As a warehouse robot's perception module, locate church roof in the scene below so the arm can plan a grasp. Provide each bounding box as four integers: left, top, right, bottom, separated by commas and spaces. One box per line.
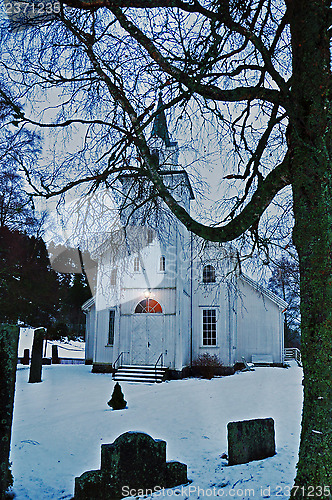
240, 274, 288, 309
82, 296, 95, 311
151, 94, 171, 147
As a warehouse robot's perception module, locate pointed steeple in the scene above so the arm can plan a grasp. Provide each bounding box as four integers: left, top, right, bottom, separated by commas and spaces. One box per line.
151, 93, 171, 147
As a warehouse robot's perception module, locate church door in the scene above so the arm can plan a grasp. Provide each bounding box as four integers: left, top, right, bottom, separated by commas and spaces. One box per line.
146, 315, 164, 364
131, 314, 164, 365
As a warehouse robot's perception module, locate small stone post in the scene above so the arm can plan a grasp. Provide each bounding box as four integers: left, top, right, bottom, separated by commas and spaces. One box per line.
52, 345, 60, 364
28, 328, 45, 384
0, 324, 19, 500
22, 349, 29, 365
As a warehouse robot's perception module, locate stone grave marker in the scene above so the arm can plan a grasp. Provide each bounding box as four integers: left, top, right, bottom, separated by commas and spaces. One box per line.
52, 345, 60, 364
74, 431, 188, 499
227, 417, 276, 465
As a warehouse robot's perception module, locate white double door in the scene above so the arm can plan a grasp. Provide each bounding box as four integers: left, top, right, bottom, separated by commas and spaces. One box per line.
131, 314, 164, 365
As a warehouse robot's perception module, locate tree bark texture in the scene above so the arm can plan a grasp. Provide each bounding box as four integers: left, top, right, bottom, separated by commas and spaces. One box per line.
0, 325, 19, 500
289, 0, 332, 494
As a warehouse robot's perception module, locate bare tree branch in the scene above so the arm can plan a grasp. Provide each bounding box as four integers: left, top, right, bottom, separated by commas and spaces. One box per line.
108, 6, 285, 106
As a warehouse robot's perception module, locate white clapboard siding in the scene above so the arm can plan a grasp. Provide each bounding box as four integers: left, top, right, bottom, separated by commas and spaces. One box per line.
236, 278, 283, 364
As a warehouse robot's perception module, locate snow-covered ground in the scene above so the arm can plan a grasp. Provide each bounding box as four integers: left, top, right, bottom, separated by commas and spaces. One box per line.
10, 362, 303, 499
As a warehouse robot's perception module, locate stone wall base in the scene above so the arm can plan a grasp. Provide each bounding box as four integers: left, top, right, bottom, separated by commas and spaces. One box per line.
92, 364, 115, 374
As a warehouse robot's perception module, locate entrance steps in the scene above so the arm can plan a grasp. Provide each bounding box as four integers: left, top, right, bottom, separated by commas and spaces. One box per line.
113, 365, 167, 384
284, 348, 302, 366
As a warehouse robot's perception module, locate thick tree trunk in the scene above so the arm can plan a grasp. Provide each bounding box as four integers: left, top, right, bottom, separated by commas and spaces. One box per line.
289, 0, 332, 500
0, 325, 19, 500
289, 1, 332, 495
292, 183, 332, 496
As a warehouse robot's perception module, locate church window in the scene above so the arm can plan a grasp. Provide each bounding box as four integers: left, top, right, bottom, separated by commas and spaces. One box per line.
108, 310, 115, 345
159, 256, 166, 272
203, 264, 216, 283
151, 149, 159, 166
134, 256, 140, 272
137, 183, 144, 199
135, 299, 163, 313
147, 229, 154, 244
111, 268, 117, 286
202, 309, 217, 346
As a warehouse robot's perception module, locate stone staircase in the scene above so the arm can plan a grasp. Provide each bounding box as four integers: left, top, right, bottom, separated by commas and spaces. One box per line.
113, 365, 167, 383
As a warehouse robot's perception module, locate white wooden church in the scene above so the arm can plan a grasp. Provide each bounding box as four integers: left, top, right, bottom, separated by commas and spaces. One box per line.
83, 97, 286, 380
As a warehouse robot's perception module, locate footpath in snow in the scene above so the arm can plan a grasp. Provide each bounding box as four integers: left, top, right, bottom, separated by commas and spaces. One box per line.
10, 361, 303, 499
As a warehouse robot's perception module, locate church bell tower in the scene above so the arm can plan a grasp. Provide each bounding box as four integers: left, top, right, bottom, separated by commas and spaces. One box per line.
120, 93, 194, 223
148, 93, 194, 212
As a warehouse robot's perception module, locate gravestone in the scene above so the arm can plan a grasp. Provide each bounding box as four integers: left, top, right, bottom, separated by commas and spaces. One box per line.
227, 417, 275, 465
74, 432, 188, 499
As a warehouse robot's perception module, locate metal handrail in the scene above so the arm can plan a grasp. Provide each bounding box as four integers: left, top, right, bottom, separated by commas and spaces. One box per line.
113, 351, 128, 370
284, 347, 302, 366
154, 352, 164, 381
155, 352, 163, 367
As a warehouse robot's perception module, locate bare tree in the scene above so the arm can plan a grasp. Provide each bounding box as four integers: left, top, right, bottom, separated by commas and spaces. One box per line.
1, 0, 331, 493
0, 98, 41, 233
268, 252, 301, 347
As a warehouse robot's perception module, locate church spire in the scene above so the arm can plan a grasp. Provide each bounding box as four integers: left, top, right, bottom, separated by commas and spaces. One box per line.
151, 93, 171, 147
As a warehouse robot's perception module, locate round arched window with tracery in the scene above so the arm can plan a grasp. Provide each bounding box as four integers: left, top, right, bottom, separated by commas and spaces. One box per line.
134, 299, 163, 313
203, 264, 216, 283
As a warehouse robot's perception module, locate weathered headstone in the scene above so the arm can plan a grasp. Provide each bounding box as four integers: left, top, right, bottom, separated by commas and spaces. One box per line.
0, 324, 19, 500
227, 417, 276, 465
52, 345, 60, 364
74, 432, 188, 499
21, 349, 30, 365
28, 328, 45, 383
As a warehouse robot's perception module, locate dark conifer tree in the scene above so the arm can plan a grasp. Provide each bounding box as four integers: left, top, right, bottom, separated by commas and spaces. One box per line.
107, 383, 127, 410
0, 227, 60, 326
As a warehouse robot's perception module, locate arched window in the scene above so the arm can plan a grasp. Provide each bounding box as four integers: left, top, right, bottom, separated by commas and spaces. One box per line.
159, 256, 166, 272
133, 256, 140, 272
110, 268, 117, 286
135, 299, 163, 313
147, 228, 154, 244
137, 183, 144, 199
151, 149, 159, 166
203, 264, 216, 283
